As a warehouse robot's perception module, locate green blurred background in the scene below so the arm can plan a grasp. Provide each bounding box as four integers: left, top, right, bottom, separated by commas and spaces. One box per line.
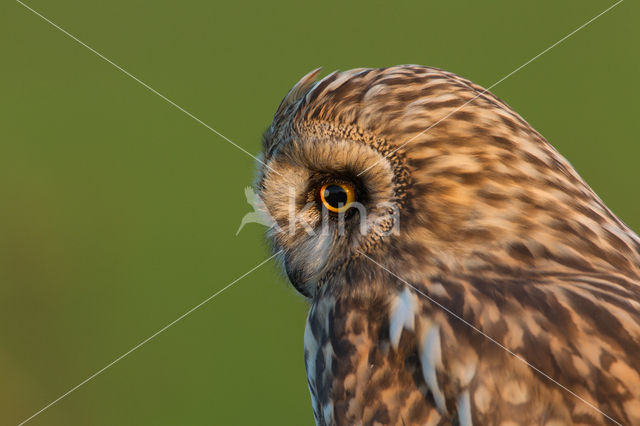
1, 0, 638, 424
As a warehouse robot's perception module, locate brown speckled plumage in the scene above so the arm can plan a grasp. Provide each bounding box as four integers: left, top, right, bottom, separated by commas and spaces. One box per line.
257, 65, 640, 425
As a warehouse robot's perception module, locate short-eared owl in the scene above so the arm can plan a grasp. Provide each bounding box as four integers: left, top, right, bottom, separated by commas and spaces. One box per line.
256, 66, 640, 425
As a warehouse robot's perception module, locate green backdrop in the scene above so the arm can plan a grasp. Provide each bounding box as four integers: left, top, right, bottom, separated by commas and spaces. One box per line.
1, 1, 638, 424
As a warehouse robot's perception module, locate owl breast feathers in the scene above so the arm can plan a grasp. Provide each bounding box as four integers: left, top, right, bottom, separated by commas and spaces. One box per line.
256, 65, 640, 425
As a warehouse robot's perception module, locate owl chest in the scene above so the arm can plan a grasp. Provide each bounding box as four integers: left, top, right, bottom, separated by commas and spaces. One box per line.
303, 295, 443, 426
300, 291, 593, 426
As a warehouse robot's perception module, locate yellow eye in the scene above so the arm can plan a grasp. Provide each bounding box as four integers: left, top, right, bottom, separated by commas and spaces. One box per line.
320, 183, 355, 213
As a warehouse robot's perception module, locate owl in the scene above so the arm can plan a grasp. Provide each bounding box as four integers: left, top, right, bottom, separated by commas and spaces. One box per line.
255, 66, 640, 425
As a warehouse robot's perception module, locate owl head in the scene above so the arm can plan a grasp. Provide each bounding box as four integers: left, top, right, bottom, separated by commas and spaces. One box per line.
255, 65, 640, 300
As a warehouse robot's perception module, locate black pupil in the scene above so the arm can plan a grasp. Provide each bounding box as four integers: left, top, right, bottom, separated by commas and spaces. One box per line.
323, 185, 348, 208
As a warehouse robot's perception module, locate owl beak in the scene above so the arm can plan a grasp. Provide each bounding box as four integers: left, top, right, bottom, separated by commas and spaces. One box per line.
285, 262, 315, 298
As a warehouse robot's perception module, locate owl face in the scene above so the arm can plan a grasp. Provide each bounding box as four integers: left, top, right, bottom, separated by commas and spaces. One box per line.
256, 66, 640, 300
257, 120, 406, 298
